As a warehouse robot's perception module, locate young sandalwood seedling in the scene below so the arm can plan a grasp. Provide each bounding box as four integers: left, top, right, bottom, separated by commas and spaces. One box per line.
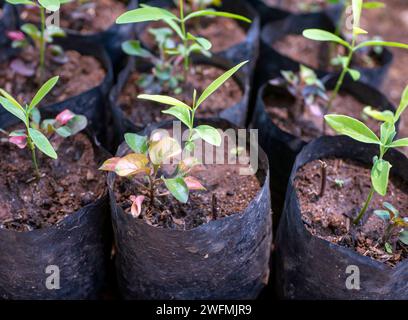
122, 28, 183, 94
303, 0, 408, 132
0, 76, 87, 178
6, 0, 66, 80
374, 202, 408, 253
116, 0, 250, 73
100, 61, 247, 216
324, 84, 408, 225
270, 65, 328, 122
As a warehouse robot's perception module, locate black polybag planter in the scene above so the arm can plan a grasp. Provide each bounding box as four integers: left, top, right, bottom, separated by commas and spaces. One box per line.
250, 75, 397, 226
0, 36, 114, 146
137, 0, 260, 80
109, 54, 251, 147
0, 112, 112, 300
275, 135, 408, 300
250, 0, 343, 27
14, 0, 138, 70
108, 119, 273, 299
259, 12, 393, 88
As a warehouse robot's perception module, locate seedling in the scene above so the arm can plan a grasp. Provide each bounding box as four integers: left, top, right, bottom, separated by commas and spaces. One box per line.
122, 28, 183, 94
374, 202, 408, 253
303, 0, 408, 132
100, 61, 247, 216
270, 65, 328, 121
116, 0, 250, 74
0, 76, 87, 178
325, 85, 408, 225
6, 0, 66, 80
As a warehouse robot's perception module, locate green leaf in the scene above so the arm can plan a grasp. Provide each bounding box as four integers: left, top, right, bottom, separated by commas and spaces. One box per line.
29, 76, 59, 110
121, 40, 152, 58
400, 230, 408, 245
389, 138, 408, 148
193, 125, 221, 146
371, 158, 391, 196
6, 0, 35, 4
380, 122, 396, 146
362, 1, 385, 9
162, 106, 191, 128
0, 96, 27, 125
352, 0, 363, 28
354, 41, 408, 51
374, 210, 390, 221
138, 94, 191, 109
196, 60, 247, 108
363, 106, 394, 123
302, 29, 351, 49
0, 88, 25, 115
163, 177, 189, 203
124, 133, 148, 154
38, 0, 60, 11
324, 114, 380, 144
348, 68, 361, 81
116, 7, 178, 24
385, 242, 393, 254
184, 10, 251, 23
395, 85, 408, 121
28, 128, 57, 159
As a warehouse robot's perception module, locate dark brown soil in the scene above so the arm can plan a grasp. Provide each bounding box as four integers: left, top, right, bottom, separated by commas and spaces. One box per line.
0, 46, 106, 106
119, 64, 243, 128
272, 35, 381, 70
295, 158, 408, 266
20, 0, 126, 34
0, 133, 106, 232
114, 133, 261, 230
265, 90, 379, 142
140, 15, 247, 53
264, 0, 328, 12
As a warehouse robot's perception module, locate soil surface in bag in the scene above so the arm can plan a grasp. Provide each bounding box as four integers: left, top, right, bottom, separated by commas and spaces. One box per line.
0, 133, 106, 232
263, 0, 330, 13
118, 64, 243, 129
114, 131, 260, 230
20, 0, 127, 34
139, 13, 247, 54
272, 34, 382, 71
264, 89, 380, 142
0, 46, 106, 106
295, 157, 408, 267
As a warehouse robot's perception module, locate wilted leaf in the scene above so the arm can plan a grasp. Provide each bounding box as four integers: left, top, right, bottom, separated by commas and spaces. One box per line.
184, 176, 206, 191
99, 157, 121, 172
56, 109, 75, 125
130, 195, 145, 218
115, 154, 150, 177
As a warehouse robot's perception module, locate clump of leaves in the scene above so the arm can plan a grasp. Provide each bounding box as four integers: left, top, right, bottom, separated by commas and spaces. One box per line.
270, 65, 328, 121
116, 0, 250, 73
100, 61, 247, 217
6, 0, 66, 80
374, 202, 408, 253
325, 85, 408, 225
122, 28, 183, 94
0, 76, 87, 178
303, 0, 408, 132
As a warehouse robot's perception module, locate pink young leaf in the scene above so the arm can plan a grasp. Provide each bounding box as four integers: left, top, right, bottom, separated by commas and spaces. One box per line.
130, 195, 145, 218
99, 157, 121, 172
184, 176, 206, 190
56, 109, 75, 125
10, 59, 35, 77
9, 135, 27, 149
6, 31, 25, 41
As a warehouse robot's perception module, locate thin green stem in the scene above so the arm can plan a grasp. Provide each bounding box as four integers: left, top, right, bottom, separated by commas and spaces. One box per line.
353, 187, 375, 225
39, 6, 46, 82
323, 38, 356, 133
179, 0, 189, 73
